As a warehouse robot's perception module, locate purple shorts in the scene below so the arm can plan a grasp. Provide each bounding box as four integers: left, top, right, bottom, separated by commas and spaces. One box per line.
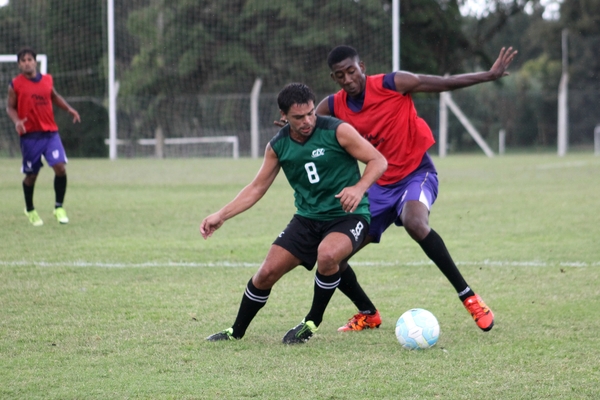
20, 132, 68, 174
367, 171, 438, 243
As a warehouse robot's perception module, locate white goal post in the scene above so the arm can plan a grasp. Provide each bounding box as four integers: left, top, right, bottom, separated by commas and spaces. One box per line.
0, 54, 47, 74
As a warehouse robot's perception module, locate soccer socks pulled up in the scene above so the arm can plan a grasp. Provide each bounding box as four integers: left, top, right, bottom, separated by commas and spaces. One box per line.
23, 181, 35, 212
417, 229, 474, 300
230, 279, 271, 339
337, 264, 377, 314
54, 174, 67, 207
304, 270, 341, 327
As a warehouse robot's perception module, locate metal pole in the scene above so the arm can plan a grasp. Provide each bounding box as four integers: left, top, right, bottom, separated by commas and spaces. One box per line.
392, 0, 400, 71
107, 0, 117, 160
557, 29, 568, 157
37, 54, 47, 74
594, 124, 600, 156
439, 92, 448, 158
250, 78, 262, 159
499, 129, 505, 155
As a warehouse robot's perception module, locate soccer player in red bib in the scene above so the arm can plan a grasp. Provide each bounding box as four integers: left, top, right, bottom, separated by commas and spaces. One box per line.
6, 48, 80, 226
315, 45, 517, 332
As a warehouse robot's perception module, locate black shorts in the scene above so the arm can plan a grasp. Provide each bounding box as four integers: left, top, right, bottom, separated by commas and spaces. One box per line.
273, 214, 369, 271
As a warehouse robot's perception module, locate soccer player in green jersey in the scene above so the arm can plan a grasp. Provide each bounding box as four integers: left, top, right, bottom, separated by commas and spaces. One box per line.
201, 83, 387, 344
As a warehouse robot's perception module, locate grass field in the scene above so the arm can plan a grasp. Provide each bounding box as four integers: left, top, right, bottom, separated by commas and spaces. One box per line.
1, 154, 599, 399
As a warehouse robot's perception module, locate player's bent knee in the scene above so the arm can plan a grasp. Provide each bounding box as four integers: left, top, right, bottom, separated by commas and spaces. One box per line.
24, 174, 38, 186
316, 251, 348, 276
53, 163, 66, 176
403, 220, 430, 241
253, 267, 285, 289
317, 246, 348, 267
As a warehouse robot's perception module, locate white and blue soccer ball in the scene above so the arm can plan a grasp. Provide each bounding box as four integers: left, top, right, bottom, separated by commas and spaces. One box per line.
395, 308, 440, 350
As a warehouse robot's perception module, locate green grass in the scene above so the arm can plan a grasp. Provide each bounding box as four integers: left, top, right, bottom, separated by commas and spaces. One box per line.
1, 154, 599, 399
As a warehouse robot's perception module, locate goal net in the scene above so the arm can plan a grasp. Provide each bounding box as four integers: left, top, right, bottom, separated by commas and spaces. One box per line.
0, 0, 392, 159
2, 1, 599, 157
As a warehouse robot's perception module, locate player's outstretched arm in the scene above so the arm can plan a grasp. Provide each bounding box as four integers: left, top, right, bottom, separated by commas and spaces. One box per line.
334, 123, 387, 213
396, 47, 518, 94
51, 87, 81, 123
200, 144, 281, 239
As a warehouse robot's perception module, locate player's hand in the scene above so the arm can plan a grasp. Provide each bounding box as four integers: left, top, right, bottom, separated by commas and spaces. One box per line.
335, 186, 365, 213
14, 118, 27, 134
489, 47, 518, 79
200, 212, 225, 239
273, 117, 288, 128
69, 108, 81, 123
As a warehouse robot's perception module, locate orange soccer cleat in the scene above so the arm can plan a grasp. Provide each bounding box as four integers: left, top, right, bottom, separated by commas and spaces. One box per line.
337, 310, 382, 332
463, 294, 494, 331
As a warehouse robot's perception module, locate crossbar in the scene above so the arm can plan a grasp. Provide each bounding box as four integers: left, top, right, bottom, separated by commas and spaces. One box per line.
104, 136, 239, 159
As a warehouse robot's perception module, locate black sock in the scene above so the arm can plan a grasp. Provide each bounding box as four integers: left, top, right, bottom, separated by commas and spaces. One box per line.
417, 229, 474, 301
23, 182, 35, 212
230, 279, 271, 339
54, 175, 67, 207
337, 265, 377, 314
305, 270, 341, 327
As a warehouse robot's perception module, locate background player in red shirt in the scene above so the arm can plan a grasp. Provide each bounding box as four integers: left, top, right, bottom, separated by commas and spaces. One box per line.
6, 48, 80, 226
315, 45, 517, 333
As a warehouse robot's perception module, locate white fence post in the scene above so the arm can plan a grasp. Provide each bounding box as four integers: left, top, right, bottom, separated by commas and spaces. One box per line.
392, 0, 400, 72
154, 126, 164, 158
107, 0, 117, 160
499, 129, 506, 155
250, 78, 262, 159
438, 92, 448, 158
594, 124, 600, 156
557, 29, 569, 157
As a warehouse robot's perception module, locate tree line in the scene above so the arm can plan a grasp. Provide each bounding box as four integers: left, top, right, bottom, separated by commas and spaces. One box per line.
0, 0, 598, 156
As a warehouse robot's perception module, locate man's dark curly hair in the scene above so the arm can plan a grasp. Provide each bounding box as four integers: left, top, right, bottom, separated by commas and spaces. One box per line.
277, 83, 316, 114
17, 47, 37, 62
327, 45, 359, 69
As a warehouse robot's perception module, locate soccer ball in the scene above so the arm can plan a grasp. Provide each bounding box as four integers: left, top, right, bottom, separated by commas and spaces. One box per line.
395, 308, 440, 350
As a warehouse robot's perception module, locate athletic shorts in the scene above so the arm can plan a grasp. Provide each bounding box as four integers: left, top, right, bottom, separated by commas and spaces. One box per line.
20, 132, 68, 174
273, 214, 370, 271
367, 171, 439, 243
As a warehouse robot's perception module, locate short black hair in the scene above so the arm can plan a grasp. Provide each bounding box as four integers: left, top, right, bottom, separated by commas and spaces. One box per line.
17, 47, 37, 62
327, 45, 359, 69
277, 83, 316, 114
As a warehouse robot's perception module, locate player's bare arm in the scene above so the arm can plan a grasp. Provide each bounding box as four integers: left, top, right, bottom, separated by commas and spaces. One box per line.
6, 86, 27, 134
200, 144, 281, 239
335, 123, 387, 213
51, 87, 81, 123
396, 46, 518, 94
315, 97, 333, 117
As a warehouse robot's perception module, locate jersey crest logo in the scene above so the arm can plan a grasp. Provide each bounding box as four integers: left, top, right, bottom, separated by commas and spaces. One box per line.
311, 148, 325, 158
31, 94, 49, 106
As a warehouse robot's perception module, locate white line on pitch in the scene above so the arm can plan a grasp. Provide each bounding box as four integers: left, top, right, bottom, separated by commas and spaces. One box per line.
0, 260, 598, 268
